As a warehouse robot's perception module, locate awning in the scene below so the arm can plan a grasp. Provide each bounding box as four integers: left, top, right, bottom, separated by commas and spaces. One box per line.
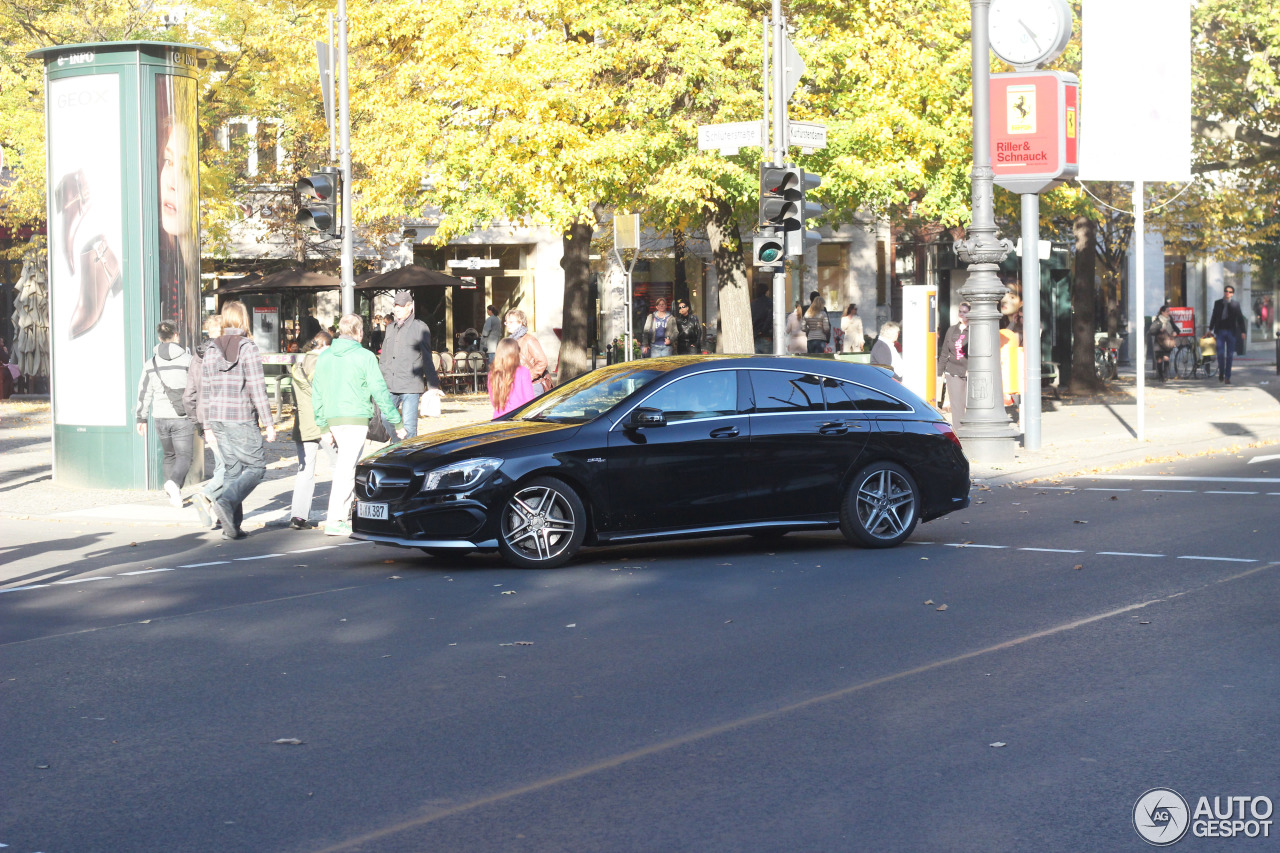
214, 269, 339, 294
356, 264, 471, 290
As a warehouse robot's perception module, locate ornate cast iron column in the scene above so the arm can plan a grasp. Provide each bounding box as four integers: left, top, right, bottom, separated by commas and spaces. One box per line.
954, 0, 1017, 461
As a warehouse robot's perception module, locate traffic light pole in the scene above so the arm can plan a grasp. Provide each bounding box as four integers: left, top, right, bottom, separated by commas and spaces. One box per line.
770, 0, 787, 356
337, 0, 354, 315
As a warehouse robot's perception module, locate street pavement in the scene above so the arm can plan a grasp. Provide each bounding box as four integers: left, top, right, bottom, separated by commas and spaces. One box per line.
1, 359, 1279, 851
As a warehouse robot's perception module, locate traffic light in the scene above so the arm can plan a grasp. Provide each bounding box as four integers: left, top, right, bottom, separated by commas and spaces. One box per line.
787, 170, 823, 256
753, 234, 785, 267
759, 165, 799, 229
759, 165, 824, 256
296, 167, 341, 236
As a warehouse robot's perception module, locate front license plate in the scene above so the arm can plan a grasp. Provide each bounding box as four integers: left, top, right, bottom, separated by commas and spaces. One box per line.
357, 502, 388, 520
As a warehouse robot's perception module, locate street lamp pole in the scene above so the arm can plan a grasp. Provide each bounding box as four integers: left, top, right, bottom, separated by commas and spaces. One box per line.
954, 0, 1017, 461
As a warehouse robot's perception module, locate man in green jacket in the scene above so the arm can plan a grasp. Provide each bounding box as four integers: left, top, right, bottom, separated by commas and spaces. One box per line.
312, 314, 403, 536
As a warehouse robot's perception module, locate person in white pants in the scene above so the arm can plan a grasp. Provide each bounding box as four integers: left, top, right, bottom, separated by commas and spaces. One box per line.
311, 314, 404, 537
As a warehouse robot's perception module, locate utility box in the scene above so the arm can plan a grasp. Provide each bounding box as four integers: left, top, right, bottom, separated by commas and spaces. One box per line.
901, 285, 937, 404
29, 41, 214, 488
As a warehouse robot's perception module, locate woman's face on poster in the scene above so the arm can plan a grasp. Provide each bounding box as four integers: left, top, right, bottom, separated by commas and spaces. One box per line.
160, 122, 193, 237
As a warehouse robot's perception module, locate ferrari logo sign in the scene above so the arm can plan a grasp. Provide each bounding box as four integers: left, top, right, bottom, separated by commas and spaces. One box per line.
1006, 85, 1036, 134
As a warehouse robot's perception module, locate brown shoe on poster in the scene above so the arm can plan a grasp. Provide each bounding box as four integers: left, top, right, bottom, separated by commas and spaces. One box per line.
55, 169, 90, 275
70, 237, 122, 339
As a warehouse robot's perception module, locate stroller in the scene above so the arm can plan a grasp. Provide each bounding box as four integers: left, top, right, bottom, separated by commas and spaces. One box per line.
1195, 330, 1216, 379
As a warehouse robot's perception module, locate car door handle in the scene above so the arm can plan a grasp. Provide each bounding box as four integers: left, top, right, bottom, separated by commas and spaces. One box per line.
818, 422, 849, 436
709, 426, 739, 438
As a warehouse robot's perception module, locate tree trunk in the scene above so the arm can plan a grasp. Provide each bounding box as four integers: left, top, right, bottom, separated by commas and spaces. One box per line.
1068, 215, 1104, 394
558, 219, 594, 383
672, 227, 688, 305
705, 199, 752, 354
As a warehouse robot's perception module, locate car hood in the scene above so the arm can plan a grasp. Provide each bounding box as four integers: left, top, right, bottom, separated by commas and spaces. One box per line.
363, 419, 580, 467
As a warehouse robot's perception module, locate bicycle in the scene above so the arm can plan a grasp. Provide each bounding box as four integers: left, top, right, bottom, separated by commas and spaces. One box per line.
1170, 340, 1196, 379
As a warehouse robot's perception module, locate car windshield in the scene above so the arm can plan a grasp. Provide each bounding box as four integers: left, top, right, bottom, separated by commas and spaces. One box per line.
515, 363, 668, 423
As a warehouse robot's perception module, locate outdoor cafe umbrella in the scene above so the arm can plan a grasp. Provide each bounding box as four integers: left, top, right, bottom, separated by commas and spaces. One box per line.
356, 264, 470, 290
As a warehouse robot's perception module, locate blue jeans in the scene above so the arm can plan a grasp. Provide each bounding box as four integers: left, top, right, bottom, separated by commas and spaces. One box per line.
392, 392, 420, 438
1215, 330, 1237, 379
210, 421, 266, 528
650, 345, 673, 358
201, 433, 226, 499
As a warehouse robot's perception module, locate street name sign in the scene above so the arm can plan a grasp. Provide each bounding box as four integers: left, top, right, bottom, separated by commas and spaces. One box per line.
698, 121, 762, 155
788, 121, 827, 152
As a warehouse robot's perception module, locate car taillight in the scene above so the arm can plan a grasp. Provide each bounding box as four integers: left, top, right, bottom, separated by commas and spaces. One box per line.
934, 422, 962, 448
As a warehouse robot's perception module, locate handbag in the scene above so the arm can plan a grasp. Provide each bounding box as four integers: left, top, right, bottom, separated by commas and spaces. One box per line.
366, 396, 393, 443
1157, 333, 1177, 350
536, 372, 555, 393
151, 357, 188, 418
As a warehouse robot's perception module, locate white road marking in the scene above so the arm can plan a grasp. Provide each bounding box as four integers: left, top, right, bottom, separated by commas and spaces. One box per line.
53, 576, 112, 584
179, 561, 229, 568
289, 546, 339, 554
234, 554, 284, 562
1020, 547, 1084, 553
0, 585, 49, 594
1089, 474, 1280, 484
1085, 488, 1130, 492
1248, 454, 1280, 465
1177, 555, 1257, 563
118, 568, 175, 576
1035, 486, 1077, 490
1204, 490, 1257, 495
1096, 551, 1164, 558
944, 543, 1007, 549
1141, 489, 1196, 494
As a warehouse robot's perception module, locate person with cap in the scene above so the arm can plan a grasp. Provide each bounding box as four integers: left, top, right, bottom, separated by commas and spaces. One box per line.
379, 290, 442, 439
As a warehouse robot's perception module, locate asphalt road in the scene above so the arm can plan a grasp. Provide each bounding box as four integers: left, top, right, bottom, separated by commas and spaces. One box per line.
2, 447, 1279, 852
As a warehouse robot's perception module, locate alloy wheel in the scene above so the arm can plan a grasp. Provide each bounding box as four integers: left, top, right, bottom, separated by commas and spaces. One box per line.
500, 482, 581, 566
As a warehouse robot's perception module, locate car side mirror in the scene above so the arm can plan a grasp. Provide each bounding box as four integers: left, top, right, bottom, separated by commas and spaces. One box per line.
626, 407, 666, 429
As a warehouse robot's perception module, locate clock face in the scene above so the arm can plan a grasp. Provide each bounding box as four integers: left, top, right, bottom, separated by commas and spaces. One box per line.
989, 0, 1073, 68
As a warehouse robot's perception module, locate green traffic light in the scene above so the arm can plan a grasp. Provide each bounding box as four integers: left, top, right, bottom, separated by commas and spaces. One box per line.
759, 245, 782, 263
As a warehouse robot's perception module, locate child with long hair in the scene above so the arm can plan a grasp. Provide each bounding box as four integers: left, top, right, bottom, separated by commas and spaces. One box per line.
489, 337, 537, 418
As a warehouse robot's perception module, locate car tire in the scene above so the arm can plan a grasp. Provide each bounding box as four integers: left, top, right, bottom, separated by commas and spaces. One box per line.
497, 476, 587, 569
839, 461, 920, 548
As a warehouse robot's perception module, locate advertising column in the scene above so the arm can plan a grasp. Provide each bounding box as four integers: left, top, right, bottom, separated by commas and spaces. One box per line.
31, 41, 214, 489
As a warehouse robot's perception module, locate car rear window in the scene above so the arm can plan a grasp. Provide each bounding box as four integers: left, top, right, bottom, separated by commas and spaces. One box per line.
822, 377, 912, 412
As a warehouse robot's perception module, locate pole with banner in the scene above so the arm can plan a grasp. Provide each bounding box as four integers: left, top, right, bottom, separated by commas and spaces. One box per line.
1079, 0, 1193, 443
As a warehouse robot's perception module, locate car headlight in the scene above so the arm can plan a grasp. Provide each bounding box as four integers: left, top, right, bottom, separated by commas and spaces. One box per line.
420, 458, 502, 492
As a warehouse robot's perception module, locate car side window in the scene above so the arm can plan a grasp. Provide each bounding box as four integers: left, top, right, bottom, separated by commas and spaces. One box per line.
747, 371, 826, 413
642, 370, 739, 423
824, 377, 911, 412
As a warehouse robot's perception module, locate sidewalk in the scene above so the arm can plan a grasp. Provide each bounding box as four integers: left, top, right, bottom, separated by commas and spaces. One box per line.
2, 359, 1278, 527
0, 393, 496, 529
968, 357, 1280, 484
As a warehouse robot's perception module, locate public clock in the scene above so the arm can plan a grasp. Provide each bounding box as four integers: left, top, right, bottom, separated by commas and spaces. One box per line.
988, 0, 1073, 70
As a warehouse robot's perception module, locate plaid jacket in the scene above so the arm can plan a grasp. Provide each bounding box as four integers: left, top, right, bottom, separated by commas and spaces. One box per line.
199, 329, 272, 428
